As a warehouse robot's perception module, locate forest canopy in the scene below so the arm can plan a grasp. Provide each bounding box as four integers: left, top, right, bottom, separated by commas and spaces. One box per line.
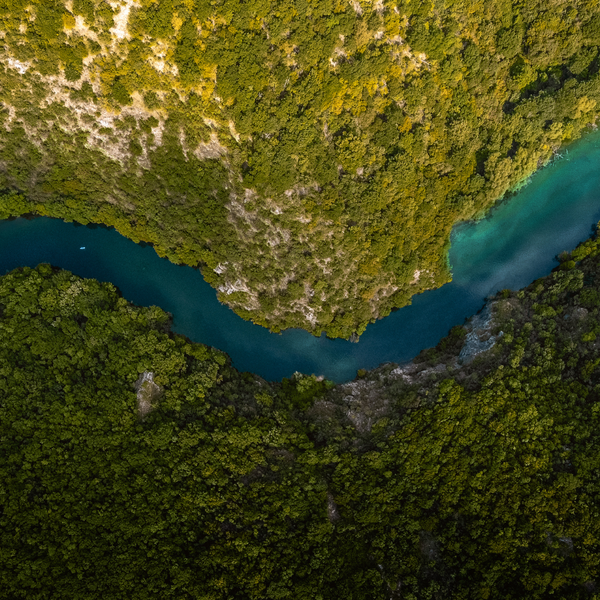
3, 227, 600, 598
1, 0, 600, 337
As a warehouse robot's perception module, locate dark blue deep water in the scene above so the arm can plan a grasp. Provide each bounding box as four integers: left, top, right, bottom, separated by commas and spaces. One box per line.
2, 131, 600, 382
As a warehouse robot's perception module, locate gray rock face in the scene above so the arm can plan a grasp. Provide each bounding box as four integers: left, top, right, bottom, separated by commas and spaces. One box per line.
336, 299, 505, 435
340, 379, 391, 434
390, 361, 449, 385
135, 371, 161, 418
458, 304, 503, 365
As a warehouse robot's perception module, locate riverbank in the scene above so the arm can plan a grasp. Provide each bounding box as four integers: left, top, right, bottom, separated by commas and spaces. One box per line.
2, 123, 600, 381
3, 228, 600, 599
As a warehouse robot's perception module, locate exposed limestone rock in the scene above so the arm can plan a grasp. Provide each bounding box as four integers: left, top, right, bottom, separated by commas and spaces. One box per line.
327, 492, 341, 523
194, 132, 228, 160
109, 0, 138, 43
458, 303, 503, 365
135, 371, 161, 418
339, 378, 391, 434
338, 298, 505, 434
218, 279, 250, 295
390, 361, 450, 385
6, 57, 29, 74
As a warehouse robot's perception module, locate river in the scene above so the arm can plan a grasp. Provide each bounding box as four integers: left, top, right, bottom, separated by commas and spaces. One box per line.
2, 131, 600, 382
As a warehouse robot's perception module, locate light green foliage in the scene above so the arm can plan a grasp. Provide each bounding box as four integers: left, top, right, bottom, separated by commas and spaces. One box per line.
1, 0, 600, 337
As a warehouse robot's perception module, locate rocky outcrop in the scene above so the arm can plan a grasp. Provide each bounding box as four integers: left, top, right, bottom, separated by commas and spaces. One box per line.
339, 378, 391, 434
334, 299, 505, 435
458, 303, 503, 365
135, 371, 161, 418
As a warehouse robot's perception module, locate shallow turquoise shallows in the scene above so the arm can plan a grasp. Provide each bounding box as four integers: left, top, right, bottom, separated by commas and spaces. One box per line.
2, 131, 600, 382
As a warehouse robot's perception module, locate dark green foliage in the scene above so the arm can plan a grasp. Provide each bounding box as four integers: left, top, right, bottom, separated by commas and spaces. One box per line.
0, 265, 380, 599
72, 0, 95, 22
3, 227, 600, 598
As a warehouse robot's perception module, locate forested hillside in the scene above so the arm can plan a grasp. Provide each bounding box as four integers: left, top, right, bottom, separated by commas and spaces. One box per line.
1, 0, 600, 338
2, 226, 600, 599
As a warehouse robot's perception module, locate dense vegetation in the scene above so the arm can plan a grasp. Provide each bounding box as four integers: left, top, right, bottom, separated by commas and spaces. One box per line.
2, 0, 600, 336
3, 224, 600, 598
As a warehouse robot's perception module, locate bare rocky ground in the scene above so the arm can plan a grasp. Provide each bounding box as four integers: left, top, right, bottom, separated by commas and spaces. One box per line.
321, 298, 506, 436
135, 371, 161, 418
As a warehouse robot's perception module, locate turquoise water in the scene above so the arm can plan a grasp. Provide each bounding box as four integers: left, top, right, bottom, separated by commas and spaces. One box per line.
2, 132, 600, 382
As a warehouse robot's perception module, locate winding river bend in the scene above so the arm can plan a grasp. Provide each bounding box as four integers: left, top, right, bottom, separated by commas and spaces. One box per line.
3, 131, 600, 382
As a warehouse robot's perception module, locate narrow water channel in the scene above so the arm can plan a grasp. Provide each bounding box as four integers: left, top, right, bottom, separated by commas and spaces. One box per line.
2, 131, 600, 382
